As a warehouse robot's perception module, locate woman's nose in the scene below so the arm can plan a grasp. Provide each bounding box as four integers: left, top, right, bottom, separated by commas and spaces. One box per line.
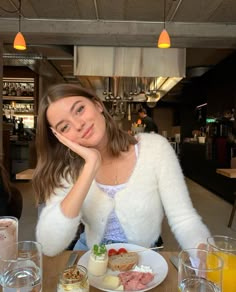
73, 119, 85, 131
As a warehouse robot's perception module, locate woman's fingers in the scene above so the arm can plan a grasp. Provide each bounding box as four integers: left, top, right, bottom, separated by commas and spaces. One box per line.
51, 128, 74, 148
50, 128, 79, 151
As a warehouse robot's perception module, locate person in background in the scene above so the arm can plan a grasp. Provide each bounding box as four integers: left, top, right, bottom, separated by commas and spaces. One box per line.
33, 83, 210, 257
138, 108, 158, 133
0, 162, 23, 219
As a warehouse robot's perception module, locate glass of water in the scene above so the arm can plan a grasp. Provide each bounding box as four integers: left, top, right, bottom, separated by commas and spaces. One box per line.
0, 241, 42, 292
178, 248, 223, 292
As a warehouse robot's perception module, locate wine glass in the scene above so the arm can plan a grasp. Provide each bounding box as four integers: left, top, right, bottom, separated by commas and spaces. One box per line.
178, 248, 223, 292
207, 235, 236, 292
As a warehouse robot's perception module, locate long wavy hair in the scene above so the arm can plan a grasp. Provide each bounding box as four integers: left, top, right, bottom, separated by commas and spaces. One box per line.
32, 83, 137, 203
0, 162, 12, 198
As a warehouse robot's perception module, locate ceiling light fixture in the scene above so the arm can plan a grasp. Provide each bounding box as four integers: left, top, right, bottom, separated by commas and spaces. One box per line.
13, 0, 26, 50
157, 0, 171, 48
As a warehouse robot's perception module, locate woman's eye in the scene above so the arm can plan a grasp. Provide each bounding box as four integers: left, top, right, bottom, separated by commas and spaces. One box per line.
76, 105, 85, 114
60, 124, 69, 133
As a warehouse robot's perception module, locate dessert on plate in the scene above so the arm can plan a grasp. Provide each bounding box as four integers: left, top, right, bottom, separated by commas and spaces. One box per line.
87, 244, 108, 276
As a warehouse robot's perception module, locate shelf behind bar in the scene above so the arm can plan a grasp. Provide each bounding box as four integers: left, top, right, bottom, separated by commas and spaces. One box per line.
3, 96, 34, 101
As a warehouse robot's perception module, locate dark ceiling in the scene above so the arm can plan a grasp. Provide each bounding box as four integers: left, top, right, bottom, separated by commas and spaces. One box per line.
1, 0, 236, 103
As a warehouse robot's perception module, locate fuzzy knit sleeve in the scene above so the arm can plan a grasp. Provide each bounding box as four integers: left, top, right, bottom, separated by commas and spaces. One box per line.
151, 135, 211, 249
36, 181, 81, 257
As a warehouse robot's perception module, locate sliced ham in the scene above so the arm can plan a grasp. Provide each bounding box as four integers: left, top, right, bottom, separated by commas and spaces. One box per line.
140, 272, 154, 285
118, 271, 154, 291
125, 279, 146, 291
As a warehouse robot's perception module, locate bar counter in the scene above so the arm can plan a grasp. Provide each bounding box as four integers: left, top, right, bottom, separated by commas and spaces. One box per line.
216, 168, 236, 178
180, 141, 235, 204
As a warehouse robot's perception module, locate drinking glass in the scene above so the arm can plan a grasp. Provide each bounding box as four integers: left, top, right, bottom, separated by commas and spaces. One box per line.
0, 216, 18, 257
207, 235, 236, 292
0, 241, 42, 292
178, 248, 223, 292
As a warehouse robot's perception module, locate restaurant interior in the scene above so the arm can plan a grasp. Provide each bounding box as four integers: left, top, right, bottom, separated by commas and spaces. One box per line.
1, 0, 236, 290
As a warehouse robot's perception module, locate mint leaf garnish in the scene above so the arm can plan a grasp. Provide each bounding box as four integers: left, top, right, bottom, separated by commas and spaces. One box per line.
92, 244, 107, 256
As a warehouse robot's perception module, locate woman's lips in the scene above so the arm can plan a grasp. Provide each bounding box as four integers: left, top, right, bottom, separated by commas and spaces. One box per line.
82, 125, 93, 139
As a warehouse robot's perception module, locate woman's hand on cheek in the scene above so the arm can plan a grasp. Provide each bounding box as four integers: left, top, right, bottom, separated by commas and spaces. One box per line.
50, 128, 101, 171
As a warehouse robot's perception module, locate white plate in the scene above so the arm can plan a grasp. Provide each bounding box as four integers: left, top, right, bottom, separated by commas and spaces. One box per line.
78, 243, 168, 292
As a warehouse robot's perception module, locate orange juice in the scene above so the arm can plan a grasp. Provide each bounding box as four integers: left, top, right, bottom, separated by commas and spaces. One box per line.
208, 252, 236, 292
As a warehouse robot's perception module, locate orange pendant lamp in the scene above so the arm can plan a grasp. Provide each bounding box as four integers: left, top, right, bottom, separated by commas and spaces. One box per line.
157, 0, 171, 48
13, 0, 26, 50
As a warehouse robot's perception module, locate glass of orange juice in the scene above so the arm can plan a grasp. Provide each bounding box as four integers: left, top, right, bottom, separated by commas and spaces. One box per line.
207, 235, 236, 292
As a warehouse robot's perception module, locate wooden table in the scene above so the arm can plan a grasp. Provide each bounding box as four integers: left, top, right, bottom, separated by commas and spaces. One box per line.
43, 251, 178, 292
216, 168, 236, 227
15, 168, 34, 180
216, 168, 236, 178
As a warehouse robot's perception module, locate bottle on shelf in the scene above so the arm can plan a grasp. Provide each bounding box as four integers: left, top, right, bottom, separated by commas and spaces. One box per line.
21, 86, 27, 96
6, 83, 9, 96
16, 83, 22, 97
26, 84, 31, 96
2, 83, 7, 96
11, 83, 17, 96
29, 83, 34, 96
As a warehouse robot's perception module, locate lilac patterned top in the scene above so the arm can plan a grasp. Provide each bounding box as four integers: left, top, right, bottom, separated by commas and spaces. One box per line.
97, 182, 128, 244
97, 144, 139, 244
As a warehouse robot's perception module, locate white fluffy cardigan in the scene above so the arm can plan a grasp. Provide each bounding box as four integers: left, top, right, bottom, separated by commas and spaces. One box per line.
36, 133, 210, 256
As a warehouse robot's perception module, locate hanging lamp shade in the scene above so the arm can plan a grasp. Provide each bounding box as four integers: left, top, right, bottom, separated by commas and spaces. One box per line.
13, 0, 26, 50
157, 29, 171, 48
157, 0, 171, 48
14, 32, 26, 50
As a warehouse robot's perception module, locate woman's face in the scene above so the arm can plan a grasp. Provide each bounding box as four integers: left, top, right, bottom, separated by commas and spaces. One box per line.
46, 96, 107, 147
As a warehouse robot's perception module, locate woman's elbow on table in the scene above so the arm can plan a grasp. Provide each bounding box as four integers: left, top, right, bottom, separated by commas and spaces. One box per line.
36, 226, 74, 257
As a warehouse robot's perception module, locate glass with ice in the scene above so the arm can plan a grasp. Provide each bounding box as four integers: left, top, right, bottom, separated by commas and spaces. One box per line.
0, 241, 42, 292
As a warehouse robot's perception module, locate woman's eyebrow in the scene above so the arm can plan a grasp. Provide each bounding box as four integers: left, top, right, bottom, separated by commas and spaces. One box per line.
54, 100, 81, 130
55, 120, 64, 130
70, 100, 81, 113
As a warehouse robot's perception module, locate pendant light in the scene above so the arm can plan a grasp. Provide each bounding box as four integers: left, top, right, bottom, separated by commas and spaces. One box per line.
157, 0, 171, 48
14, 0, 26, 50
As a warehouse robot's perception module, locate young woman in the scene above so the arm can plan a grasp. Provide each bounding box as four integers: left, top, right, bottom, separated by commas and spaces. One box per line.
33, 83, 210, 256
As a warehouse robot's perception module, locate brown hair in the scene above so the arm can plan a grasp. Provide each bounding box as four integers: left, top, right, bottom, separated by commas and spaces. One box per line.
0, 162, 12, 198
32, 83, 137, 203
138, 108, 147, 114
